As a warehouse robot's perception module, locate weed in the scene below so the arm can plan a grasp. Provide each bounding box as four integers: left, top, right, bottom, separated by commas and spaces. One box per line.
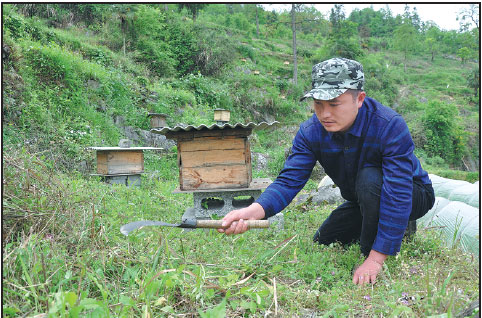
2, 4, 479, 317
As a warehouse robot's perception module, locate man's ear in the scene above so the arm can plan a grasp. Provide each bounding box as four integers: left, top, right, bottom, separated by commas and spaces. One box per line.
357, 91, 366, 109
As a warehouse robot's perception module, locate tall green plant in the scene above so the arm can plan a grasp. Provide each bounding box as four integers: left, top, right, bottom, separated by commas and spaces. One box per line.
421, 100, 467, 166
131, 5, 176, 77
327, 5, 363, 59
393, 21, 419, 70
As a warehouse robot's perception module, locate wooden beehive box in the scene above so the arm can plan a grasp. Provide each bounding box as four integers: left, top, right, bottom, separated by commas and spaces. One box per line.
94, 148, 145, 175
166, 128, 252, 190
148, 113, 168, 128
214, 109, 230, 123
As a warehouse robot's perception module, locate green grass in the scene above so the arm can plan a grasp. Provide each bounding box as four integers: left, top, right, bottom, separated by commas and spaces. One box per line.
2, 146, 479, 317
2, 5, 479, 317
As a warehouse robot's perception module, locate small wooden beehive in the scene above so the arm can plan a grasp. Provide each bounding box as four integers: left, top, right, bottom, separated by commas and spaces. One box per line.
94, 148, 145, 175
214, 109, 230, 124
166, 127, 252, 191
148, 113, 168, 128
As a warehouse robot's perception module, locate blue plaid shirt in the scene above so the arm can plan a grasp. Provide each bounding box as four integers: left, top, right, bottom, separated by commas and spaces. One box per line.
256, 97, 431, 255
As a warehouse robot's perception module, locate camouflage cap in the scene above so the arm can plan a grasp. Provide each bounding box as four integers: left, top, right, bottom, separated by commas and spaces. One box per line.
300, 58, 364, 101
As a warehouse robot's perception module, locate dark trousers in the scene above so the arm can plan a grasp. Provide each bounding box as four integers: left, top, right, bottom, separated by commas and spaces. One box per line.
313, 167, 435, 256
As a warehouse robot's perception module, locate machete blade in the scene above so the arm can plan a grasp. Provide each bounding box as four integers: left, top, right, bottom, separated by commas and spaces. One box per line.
120, 220, 182, 236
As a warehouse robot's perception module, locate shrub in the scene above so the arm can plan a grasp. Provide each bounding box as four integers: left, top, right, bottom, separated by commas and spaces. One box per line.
237, 44, 256, 62
358, 54, 399, 106
231, 12, 253, 33
425, 155, 447, 167
3, 8, 26, 39
129, 5, 177, 77
421, 100, 467, 166
24, 43, 80, 87
81, 45, 115, 67
150, 84, 197, 119
191, 26, 237, 76
134, 39, 177, 77
174, 73, 230, 108
166, 20, 197, 76
327, 37, 364, 60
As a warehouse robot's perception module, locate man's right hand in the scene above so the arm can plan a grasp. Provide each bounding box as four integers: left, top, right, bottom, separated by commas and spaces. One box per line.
217, 203, 265, 235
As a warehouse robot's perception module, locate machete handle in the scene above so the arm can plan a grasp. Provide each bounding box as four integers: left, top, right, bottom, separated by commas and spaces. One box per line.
196, 219, 270, 229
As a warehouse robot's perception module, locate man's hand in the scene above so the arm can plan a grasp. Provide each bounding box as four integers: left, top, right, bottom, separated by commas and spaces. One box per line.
217, 203, 265, 235
353, 249, 387, 285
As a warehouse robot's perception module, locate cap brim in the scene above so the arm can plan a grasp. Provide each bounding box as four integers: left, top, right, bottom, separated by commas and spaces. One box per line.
299, 91, 313, 102
300, 88, 348, 102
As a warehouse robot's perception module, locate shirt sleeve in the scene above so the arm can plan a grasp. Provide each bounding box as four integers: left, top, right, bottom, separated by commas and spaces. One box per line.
255, 125, 316, 218
371, 115, 414, 255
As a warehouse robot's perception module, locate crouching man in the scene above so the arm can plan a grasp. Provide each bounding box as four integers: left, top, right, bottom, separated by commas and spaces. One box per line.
218, 58, 435, 285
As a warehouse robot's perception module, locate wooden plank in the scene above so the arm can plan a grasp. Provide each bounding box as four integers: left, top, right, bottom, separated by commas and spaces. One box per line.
167, 128, 252, 140
150, 116, 166, 128
177, 144, 183, 187
172, 178, 272, 193
245, 139, 252, 182
180, 165, 251, 190
181, 138, 245, 152
104, 150, 144, 174
97, 152, 108, 174
181, 149, 246, 167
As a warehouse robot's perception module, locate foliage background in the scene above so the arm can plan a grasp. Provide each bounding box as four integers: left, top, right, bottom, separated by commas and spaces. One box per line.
2, 3, 479, 317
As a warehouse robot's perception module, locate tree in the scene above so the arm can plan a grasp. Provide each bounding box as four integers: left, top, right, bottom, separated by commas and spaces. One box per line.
291, 4, 298, 85
327, 4, 362, 59
329, 4, 345, 35
457, 47, 471, 64
465, 67, 480, 97
255, 4, 260, 38
349, 6, 392, 38
466, 67, 479, 97
110, 4, 137, 56
178, 4, 207, 22
393, 20, 418, 71
457, 4, 479, 32
425, 25, 441, 62
410, 7, 423, 32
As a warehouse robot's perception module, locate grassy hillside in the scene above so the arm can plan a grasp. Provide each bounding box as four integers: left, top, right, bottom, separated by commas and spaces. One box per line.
3, 4, 479, 178
2, 4, 479, 317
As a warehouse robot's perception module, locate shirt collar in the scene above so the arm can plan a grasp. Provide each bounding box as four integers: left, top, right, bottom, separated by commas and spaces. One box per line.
346, 103, 366, 137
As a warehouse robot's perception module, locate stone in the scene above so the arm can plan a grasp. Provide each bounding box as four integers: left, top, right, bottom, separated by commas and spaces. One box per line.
262, 113, 276, 123
252, 152, 269, 171
310, 176, 345, 205
87, 79, 99, 90
118, 139, 132, 148
311, 186, 344, 205
96, 102, 107, 113
114, 115, 125, 126
123, 126, 140, 143
103, 174, 141, 187
148, 132, 176, 149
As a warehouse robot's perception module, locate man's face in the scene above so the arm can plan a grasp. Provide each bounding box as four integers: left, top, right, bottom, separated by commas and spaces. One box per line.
312, 91, 366, 133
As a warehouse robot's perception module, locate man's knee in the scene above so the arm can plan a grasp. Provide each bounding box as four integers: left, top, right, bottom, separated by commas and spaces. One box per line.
356, 167, 383, 203
313, 228, 326, 244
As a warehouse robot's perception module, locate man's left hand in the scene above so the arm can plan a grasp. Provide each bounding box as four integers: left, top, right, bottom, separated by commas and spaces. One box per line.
352, 250, 387, 285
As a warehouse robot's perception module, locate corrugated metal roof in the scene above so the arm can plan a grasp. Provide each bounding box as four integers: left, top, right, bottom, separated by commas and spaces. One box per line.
88, 147, 164, 151
150, 121, 279, 135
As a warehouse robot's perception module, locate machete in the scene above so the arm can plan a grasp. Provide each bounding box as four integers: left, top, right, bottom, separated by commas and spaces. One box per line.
120, 219, 270, 236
